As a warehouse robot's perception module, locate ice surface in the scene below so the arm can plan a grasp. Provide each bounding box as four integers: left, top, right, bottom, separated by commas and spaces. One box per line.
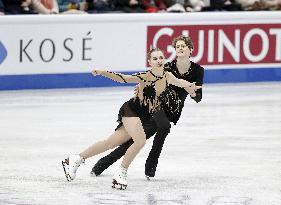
0, 83, 280, 205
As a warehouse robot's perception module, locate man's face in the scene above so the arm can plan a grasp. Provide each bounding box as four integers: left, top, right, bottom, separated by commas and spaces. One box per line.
149, 51, 165, 69
175, 40, 192, 58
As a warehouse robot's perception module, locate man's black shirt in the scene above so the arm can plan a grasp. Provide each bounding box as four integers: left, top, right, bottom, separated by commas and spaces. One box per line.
161, 60, 204, 124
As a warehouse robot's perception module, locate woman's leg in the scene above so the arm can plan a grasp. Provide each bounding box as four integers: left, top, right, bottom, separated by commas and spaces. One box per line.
62, 126, 131, 182
121, 117, 146, 168
79, 126, 131, 159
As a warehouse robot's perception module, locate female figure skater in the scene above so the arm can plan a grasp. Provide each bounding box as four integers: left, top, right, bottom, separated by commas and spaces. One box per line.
90, 35, 204, 179
62, 48, 196, 190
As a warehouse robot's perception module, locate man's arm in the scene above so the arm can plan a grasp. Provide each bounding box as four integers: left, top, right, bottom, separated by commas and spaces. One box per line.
191, 65, 204, 103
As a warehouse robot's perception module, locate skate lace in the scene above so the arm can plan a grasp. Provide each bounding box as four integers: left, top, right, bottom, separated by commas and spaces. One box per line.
120, 169, 127, 180
73, 158, 85, 171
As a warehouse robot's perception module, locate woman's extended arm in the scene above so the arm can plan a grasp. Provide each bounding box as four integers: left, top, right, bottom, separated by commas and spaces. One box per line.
92, 69, 143, 84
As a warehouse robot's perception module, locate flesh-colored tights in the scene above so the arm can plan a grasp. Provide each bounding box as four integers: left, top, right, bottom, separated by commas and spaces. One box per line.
79, 117, 146, 168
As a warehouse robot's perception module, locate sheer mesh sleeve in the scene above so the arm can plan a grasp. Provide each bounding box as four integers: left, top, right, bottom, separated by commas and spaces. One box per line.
131, 72, 148, 82
100, 71, 143, 83
166, 72, 191, 88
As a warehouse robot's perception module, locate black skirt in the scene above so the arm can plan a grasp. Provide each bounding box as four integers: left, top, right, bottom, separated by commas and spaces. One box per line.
115, 98, 151, 131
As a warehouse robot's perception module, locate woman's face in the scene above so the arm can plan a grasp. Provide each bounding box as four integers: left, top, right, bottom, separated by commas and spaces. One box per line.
149, 50, 165, 69
175, 40, 192, 58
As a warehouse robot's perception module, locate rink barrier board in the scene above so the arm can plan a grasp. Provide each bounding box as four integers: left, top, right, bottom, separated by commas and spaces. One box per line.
0, 67, 280, 90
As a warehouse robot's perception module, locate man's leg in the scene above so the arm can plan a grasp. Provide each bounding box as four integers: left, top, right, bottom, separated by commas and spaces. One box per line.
145, 110, 171, 178
91, 119, 157, 176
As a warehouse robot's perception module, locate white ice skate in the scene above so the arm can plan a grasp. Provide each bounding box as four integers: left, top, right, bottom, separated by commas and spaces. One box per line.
62, 154, 84, 182
112, 166, 128, 190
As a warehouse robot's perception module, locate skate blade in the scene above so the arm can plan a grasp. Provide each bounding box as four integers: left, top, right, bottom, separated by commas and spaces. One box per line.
112, 179, 127, 190
145, 175, 151, 181
61, 160, 72, 182
90, 171, 97, 177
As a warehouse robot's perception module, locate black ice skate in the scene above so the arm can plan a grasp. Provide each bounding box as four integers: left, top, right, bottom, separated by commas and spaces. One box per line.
90, 156, 116, 176
145, 164, 156, 180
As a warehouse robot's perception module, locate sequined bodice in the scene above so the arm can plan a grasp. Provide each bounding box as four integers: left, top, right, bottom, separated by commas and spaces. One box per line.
134, 70, 168, 114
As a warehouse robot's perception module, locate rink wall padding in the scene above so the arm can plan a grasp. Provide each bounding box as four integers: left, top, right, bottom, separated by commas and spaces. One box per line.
0, 68, 281, 90
1, 13, 281, 90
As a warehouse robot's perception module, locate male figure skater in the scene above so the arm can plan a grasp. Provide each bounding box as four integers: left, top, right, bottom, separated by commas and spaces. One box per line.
91, 35, 204, 179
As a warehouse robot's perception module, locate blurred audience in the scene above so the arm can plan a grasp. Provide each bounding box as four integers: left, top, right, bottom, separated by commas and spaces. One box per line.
236, 0, 280, 11
113, 0, 146, 13
142, 0, 168, 12
0, 0, 280, 14
0, 0, 4, 15
86, 0, 115, 13
204, 0, 242, 11
57, 0, 88, 13
2, 0, 35, 14
31, 0, 59, 14
186, 0, 206, 12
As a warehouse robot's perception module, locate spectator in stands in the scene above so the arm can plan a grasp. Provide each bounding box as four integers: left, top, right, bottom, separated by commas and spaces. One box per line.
185, 0, 206, 12
57, 0, 88, 13
2, 0, 35, 14
236, 0, 280, 11
0, 0, 5, 14
142, 0, 169, 12
86, 0, 115, 13
235, 0, 258, 10
203, 0, 242, 11
261, 0, 281, 10
113, 0, 146, 12
165, 0, 210, 13
31, 0, 59, 14
264, 0, 281, 10
164, 0, 184, 12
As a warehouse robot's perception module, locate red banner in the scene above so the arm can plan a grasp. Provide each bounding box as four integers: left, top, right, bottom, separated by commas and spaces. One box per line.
147, 24, 281, 66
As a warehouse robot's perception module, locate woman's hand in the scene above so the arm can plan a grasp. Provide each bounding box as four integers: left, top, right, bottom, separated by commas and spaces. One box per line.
91, 69, 103, 76
134, 84, 139, 96
188, 82, 196, 90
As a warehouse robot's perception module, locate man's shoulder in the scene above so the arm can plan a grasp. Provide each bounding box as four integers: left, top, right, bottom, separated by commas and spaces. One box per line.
191, 61, 204, 71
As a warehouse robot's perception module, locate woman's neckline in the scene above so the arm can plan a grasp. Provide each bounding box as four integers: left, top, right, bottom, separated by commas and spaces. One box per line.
149, 69, 164, 78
